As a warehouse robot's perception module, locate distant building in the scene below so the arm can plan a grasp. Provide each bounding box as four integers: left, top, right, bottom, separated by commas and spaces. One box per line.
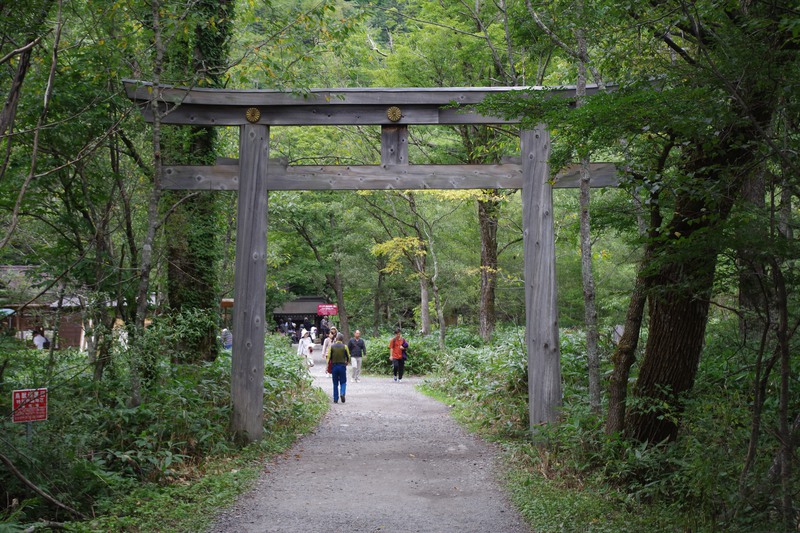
0, 265, 154, 349
222, 295, 329, 333
272, 295, 328, 331
0, 266, 84, 348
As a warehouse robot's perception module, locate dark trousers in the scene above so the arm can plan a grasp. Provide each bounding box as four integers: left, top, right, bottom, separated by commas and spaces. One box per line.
392, 358, 405, 380
332, 363, 347, 401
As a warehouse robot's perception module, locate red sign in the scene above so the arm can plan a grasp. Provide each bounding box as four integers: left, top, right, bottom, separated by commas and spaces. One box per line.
317, 304, 338, 316
12, 388, 48, 423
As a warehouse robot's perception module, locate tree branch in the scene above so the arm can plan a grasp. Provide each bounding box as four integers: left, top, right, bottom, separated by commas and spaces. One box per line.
0, 452, 87, 519
524, 0, 605, 87
0, 35, 44, 65
0, 2, 64, 250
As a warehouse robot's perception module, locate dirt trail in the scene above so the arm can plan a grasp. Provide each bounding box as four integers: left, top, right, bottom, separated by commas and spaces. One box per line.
209, 345, 531, 533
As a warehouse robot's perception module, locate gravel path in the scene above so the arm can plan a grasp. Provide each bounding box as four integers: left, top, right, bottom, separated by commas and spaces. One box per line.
209, 345, 531, 533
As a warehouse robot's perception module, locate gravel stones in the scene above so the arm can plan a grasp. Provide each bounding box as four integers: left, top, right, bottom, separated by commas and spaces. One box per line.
209, 351, 530, 533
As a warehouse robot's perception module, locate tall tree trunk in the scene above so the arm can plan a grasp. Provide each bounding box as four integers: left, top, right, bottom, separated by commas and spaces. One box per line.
774, 127, 795, 524
0, 44, 33, 139
131, 0, 166, 407
328, 214, 349, 339
575, 21, 601, 413
739, 331, 778, 496
605, 260, 648, 434
164, 0, 233, 362
47, 289, 65, 379
333, 274, 348, 339
580, 170, 601, 413
477, 194, 499, 341
433, 282, 446, 350
607, 143, 669, 434
425, 220, 447, 349
0, 0, 54, 181
625, 235, 716, 442
0, 46, 33, 183
372, 254, 385, 337
83, 255, 119, 384
626, 100, 763, 441
769, 258, 793, 527
738, 164, 767, 342
0, 0, 62, 250
417, 269, 430, 336
332, 254, 349, 340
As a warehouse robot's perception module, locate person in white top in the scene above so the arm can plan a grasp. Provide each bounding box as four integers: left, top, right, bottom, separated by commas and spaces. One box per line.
321, 327, 338, 367
32, 330, 47, 349
297, 330, 314, 367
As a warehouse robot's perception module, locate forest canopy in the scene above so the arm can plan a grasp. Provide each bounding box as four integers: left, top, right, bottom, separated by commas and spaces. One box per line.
1, 0, 798, 530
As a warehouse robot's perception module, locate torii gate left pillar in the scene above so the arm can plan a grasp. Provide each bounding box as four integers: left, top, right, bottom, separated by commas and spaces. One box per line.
230, 124, 269, 441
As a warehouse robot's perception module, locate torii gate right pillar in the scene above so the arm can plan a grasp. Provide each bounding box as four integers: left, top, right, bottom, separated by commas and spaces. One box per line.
521, 126, 562, 431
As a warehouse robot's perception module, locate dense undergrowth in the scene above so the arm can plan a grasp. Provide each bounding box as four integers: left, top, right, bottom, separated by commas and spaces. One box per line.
1, 319, 795, 532
0, 320, 325, 532
419, 323, 796, 532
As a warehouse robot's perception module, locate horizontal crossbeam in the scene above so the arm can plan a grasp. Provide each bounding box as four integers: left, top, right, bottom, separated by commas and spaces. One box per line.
123, 80, 606, 126
160, 162, 619, 191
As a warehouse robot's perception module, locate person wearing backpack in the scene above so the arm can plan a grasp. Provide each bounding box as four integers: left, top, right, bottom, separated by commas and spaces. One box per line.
328, 333, 351, 403
388, 328, 407, 382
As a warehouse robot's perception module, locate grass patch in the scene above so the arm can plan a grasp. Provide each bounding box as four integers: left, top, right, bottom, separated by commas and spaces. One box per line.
417, 378, 710, 533
70, 387, 329, 532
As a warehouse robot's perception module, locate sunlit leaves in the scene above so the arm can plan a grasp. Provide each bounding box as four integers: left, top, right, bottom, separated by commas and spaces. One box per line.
372, 236, 425, 275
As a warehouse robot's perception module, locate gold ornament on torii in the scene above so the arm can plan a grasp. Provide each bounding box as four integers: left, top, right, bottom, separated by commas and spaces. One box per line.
386, 106, 402, 122
245, 107, 261, 123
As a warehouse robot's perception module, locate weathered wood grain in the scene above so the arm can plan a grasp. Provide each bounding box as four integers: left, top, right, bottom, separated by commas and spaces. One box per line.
230, 124, 269, 442
138, 103, 508, 126
381, 125, 408, 165
123, 80, 608, 126
521, 126, 562, 430
159, 162, 619, 191
123, 79, 605, 107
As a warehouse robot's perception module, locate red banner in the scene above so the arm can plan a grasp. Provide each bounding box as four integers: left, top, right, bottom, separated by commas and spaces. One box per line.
317, 304, 338, 316
12, 388, 48, 423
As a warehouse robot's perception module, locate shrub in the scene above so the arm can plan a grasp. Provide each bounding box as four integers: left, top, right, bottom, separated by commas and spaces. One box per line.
1, 321, 320, 526
419, 320, 789, 531
361, 331, 439, 376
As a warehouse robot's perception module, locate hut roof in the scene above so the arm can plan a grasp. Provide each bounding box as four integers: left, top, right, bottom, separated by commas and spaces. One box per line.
272, 296, 327, 316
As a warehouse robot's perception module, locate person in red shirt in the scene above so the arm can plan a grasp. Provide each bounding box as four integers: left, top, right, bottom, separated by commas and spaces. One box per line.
388, 328, 407, 382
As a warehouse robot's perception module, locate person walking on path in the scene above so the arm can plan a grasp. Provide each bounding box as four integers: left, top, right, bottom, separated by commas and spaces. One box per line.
347, 330, 366, 382
321, 327, 337, 363
220, 328, 233, 350
329, 332, 350, 403
209, 368, 532, 533
388, 328, 407, 382
296, 330, 314, 368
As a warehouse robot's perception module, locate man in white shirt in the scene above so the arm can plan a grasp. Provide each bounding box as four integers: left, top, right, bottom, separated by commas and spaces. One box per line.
32, 330, 47, 349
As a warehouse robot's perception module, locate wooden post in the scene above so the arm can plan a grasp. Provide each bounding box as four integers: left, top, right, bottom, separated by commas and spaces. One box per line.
521, 126, 562, 431
381, 125, 408, 165
230, 123, 269, 442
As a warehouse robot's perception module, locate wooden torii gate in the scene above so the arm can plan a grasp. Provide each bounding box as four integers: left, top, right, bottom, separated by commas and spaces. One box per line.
124, 80, 615, 442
